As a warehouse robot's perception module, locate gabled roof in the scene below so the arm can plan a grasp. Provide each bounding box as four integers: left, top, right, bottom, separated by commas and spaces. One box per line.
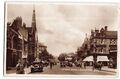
19, 26, 28, 41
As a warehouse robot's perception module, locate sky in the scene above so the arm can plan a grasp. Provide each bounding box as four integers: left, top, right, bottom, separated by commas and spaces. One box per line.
7, 3, 119, 56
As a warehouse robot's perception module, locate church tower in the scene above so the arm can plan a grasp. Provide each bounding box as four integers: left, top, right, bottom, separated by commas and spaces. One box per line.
32, 7, 37, 33
31, 6, 38, 60
27, 6, 38, 63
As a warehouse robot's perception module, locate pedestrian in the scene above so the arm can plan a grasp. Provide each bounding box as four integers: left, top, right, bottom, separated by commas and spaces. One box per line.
26, 61, 29, 68
81, 62, 83, 68
50, 62, 53, 69
79, 62, 82, 68
99, 62, 103, 70
50, 61, 53, 69
84, 62, 86, 69
92, 62, 95, 71
16, 60, 25, 74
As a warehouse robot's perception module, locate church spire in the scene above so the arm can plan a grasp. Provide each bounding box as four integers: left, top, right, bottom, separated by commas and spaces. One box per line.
32, 5, 36, 33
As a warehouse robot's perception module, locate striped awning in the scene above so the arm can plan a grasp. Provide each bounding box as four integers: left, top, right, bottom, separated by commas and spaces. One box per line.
97, 56, 109, 62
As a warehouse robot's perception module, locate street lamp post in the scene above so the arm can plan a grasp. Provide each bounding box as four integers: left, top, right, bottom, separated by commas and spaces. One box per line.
93, 39, 97, 65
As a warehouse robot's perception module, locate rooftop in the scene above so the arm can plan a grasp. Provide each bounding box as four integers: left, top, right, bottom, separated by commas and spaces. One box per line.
105, 31, 117, 38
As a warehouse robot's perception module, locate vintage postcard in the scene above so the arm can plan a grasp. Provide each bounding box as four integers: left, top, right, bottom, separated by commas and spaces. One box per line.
4, 2, 119, 77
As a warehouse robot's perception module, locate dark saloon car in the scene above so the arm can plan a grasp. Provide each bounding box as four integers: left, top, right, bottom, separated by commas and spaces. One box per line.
60, 61, 66, 67
66, 61, 73, 67
74, 61, 82, 67
31, 61, 43, 73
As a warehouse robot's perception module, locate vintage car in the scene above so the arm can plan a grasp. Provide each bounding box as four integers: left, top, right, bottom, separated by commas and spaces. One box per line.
30, 61, 43, 73
60, 61, 73, 67
66, 61, 73, 67
60, 61, 66, 67
42, 60, 49, 67
74, 61, 81, 67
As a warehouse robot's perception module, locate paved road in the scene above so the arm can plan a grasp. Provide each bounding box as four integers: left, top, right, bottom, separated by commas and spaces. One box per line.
29, 64, 116, 75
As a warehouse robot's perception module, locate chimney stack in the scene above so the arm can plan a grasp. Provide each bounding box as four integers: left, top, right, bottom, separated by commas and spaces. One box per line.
105, 26, 107, 31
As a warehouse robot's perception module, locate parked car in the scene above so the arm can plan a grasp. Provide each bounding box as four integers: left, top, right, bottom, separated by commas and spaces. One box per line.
66, 61, 73, 67
74, 61, 81, 67
30, 61, 43, 73
42, 60, 49, 67
60, 61, 66, 67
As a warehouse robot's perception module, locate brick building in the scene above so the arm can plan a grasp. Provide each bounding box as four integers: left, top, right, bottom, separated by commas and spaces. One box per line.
89, 26, 117, 68
6, 17, 28, 69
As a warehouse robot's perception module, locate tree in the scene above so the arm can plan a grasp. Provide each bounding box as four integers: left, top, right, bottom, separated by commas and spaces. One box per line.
58, 53, 67, 62
39, 49, 49, 60
49, 54, 54, 59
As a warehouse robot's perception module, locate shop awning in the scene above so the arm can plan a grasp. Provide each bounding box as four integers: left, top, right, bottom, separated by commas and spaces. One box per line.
97, 56, 109, 62
83, 56, 93, 61
65, 57, 72, 60
110, 50, 117, 52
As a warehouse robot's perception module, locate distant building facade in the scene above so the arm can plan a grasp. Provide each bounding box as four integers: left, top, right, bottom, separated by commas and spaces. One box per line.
76, 34, 90, 61
89, 26, 117, 67
77, 26, 117, 68
37, 43, 47, 59
37, 43, 47, 55
7, 17, 28, 69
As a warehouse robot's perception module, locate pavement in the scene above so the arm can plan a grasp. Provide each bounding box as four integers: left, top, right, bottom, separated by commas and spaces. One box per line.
101, 66, 117, 73
80, 66, 117, 73
6, 67, 31, 74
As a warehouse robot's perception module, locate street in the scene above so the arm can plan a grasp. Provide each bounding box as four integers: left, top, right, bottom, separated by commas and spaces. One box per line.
28, 63, 116, 75
6, 4, 118, 77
